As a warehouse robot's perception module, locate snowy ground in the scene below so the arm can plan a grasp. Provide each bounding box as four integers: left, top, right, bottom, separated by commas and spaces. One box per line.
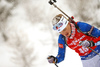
0, 0, 100, 67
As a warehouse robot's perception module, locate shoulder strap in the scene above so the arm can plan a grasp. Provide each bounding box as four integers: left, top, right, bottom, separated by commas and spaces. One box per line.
63, 22, 94, 46
69, 17, 94, 36
74, 22, 94, 36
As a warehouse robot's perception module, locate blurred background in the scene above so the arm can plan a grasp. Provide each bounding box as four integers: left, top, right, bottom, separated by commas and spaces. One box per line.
0, 0, 100, 67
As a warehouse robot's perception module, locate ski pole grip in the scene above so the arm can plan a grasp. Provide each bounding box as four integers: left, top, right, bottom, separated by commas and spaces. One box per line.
49, 0, 56, 5
49, 1, 53, 5
53, 0, 56, 2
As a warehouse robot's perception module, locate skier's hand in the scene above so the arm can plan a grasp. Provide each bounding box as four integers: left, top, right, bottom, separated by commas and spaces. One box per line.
79, 40, 95, 48
47, 55, 58, 64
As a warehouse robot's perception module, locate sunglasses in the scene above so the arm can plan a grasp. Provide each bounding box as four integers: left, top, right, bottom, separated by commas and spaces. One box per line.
53, 23, 63, 30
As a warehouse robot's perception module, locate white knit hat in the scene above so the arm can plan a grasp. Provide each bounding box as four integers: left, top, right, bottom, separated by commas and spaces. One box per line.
52, 16, 68, 32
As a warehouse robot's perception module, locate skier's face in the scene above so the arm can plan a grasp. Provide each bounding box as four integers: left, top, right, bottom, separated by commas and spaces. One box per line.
60, 23, 71, 37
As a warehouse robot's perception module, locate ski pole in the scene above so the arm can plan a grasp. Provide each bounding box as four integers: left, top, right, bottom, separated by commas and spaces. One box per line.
48, 0, 74, 22
88, 47, 100, 56
55, 63, 58, 67
48, 0, 80, 29
79, 42, 100, 56
47, 56, 59, 67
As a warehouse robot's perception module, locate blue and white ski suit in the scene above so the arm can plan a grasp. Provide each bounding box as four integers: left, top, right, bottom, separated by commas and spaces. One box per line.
56, 22, 100, 67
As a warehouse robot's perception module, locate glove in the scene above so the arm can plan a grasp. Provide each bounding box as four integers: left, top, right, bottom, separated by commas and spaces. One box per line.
47, 55, 58, 64
79, 40, 95, 48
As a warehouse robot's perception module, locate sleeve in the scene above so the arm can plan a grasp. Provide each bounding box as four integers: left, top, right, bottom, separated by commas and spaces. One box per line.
56, 34, 67, 63
77, 22, 100, 43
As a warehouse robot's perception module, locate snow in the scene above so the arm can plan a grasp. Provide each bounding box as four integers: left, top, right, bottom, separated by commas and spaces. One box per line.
0, 0, 100, 67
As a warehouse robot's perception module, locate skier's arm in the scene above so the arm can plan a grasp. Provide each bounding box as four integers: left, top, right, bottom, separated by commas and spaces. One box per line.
56, 34, 66, 63
77, 22, 100, 43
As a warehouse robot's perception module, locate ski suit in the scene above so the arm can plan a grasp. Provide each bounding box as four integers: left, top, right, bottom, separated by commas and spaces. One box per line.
56, 22, 100, 67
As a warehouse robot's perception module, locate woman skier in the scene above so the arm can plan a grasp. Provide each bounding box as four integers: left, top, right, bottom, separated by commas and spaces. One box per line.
47, 14, 100, 67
